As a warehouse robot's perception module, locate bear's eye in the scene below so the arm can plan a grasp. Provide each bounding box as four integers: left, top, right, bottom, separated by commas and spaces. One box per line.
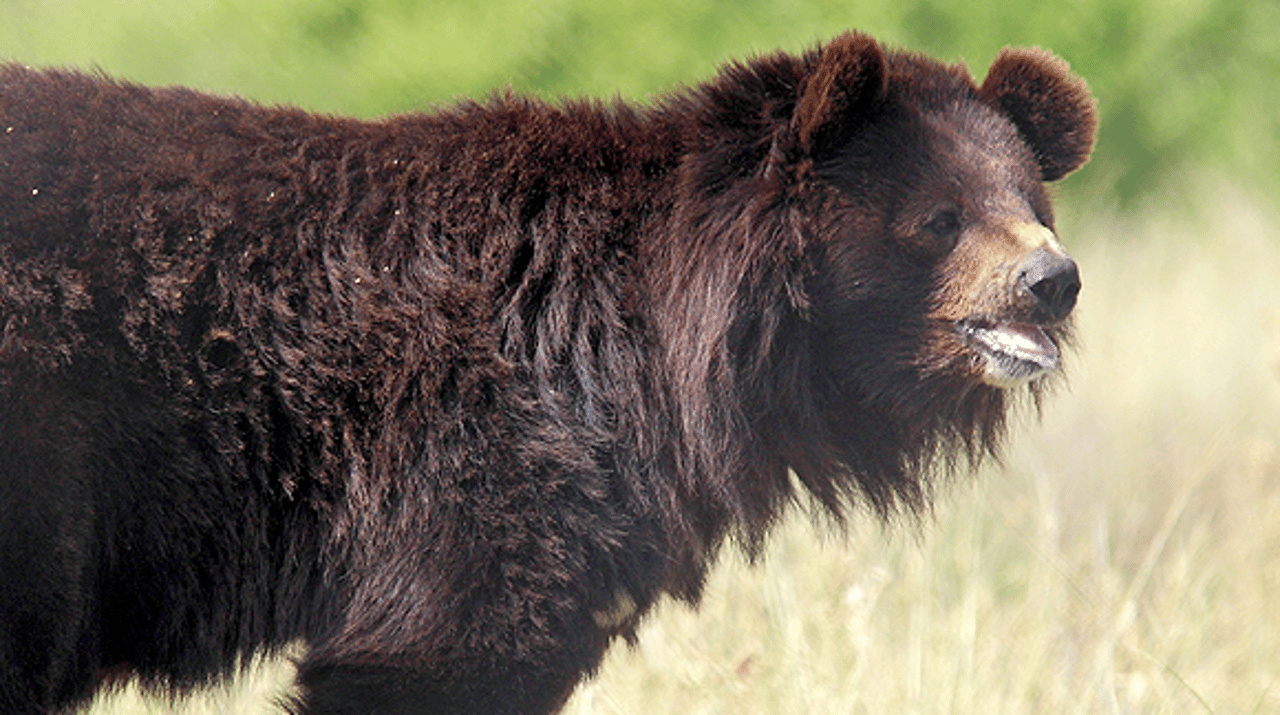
922, 209, 963, 251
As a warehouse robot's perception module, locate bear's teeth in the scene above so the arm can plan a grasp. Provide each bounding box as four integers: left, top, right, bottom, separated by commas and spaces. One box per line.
965, 321, 1059, 387
975, 322, 1058, 366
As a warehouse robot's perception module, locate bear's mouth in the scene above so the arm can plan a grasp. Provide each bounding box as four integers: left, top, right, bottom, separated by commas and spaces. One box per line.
958, 319, 1060, 388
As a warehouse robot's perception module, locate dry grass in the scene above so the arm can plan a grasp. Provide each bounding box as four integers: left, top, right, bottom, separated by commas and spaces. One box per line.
85, 189, 1280, 714
83, 647, 300, 715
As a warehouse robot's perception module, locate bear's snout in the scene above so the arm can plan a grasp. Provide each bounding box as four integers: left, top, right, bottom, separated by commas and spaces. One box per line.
1016, 248, 1080, 324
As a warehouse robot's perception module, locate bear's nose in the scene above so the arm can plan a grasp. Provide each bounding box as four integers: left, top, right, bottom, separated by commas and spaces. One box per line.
1016, 248, 1080, 323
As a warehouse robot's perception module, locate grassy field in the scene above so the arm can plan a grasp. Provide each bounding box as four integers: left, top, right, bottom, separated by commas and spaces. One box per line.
82, 188, 1280, 714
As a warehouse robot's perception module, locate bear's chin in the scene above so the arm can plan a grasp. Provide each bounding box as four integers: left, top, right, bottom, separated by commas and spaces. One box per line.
961, 320, 1060, 388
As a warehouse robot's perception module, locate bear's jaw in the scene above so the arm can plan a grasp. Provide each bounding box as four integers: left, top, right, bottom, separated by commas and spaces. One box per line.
960, 319, 1060, 388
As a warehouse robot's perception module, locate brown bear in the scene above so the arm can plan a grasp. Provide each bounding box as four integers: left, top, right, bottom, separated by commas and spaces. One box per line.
0, 31, 1093, 714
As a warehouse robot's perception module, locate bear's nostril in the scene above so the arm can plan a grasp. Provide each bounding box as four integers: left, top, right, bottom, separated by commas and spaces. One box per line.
1018, 249, 1080, 322
1030, 265, 1079, 310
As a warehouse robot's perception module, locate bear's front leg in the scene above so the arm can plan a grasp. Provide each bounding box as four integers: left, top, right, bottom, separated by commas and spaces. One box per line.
292, 505, 626, 714
294, 651, 592, 715
293, 585, 615, 715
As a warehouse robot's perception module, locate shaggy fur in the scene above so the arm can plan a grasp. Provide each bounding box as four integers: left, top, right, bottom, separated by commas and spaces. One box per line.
0, 32, 1095, 714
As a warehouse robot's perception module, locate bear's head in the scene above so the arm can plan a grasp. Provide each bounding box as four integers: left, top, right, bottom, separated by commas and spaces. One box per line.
658, 32, 1096, 530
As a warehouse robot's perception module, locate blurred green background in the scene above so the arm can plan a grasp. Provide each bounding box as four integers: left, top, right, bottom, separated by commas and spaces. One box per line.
2, 0, 1277, 213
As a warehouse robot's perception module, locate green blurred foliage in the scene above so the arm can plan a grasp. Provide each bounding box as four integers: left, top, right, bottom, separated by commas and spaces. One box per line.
1, 0, 1276, 211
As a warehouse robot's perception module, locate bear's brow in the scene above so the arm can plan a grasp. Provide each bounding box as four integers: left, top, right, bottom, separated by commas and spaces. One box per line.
921, 107, 1033, 211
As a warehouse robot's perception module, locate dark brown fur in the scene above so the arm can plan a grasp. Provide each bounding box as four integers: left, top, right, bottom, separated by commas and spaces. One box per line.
0, 32, 1094, 714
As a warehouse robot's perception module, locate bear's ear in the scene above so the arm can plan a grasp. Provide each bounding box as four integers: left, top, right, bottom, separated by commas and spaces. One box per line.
789, 31, 888, 160
980, 47, 1097, 181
